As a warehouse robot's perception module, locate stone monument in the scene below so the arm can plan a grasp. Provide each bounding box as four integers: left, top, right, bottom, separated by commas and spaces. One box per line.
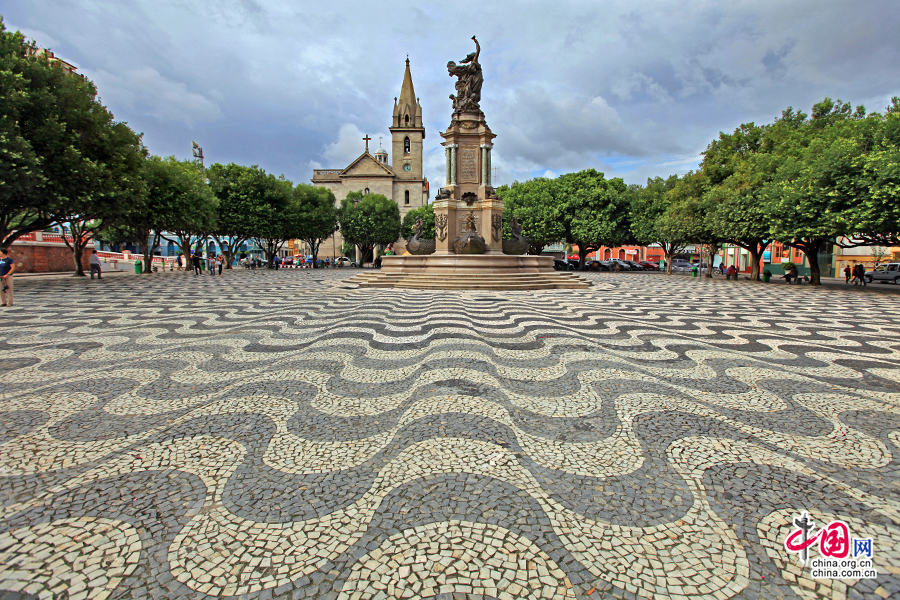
349, 38, 590, 290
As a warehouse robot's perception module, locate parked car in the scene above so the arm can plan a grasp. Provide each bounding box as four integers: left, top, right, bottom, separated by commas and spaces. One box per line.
553, 259, 574, 271
865, 262, 900, 284
624, 260, 645, 270
606, 258, 635, 271
586, 260, 610, 271
335, 256, 358, 267
639, 261, 660, 270
670, 259, 693, 272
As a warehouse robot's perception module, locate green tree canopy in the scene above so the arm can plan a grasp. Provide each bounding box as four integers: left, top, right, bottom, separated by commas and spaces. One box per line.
497, 179, 564, 254
629, 176, 686, 273
207, 163, 291, 268
401, 204, 435, 239
556, 169, 632, 268
112, 156, 216, 273
339, 191, 401, 263
294, 183, 339, 267
0, 19, 145, 249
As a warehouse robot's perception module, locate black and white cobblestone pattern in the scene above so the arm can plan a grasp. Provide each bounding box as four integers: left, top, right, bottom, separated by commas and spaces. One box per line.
0, 271, 898, 600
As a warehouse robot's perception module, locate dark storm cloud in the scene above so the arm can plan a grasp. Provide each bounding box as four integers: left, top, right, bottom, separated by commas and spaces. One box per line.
5, 0, 899, 187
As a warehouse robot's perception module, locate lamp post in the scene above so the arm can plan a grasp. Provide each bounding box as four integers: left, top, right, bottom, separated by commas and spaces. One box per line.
192, 141, 204, 168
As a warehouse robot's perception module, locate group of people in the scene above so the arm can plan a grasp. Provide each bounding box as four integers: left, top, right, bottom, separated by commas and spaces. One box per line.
184, 251, 224, 276
844, 264, 867, 286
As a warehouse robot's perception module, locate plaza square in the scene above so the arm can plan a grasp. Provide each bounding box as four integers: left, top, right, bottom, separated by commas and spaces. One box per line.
1, 270, 898, 599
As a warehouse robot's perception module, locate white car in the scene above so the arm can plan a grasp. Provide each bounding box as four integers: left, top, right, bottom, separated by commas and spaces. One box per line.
335, 257, 358, 267
865, 263, 900, 284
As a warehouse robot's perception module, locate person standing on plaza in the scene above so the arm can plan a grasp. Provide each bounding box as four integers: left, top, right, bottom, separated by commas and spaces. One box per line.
216, 254, 224, 275
177, 253, 183, 271
208, 254, 216, 276
192, 251, 201, 275
856, 264, 867, 286
89, 250, 103, 279
844, 265, 851, 283
0, 247, 16, 306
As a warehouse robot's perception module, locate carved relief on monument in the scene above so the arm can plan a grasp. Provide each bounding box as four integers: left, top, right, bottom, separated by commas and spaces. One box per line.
459, 147, 478, 183
435, 214, 448, 241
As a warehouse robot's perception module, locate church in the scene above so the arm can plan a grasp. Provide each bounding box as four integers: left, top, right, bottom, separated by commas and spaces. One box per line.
311, 59, 429, 256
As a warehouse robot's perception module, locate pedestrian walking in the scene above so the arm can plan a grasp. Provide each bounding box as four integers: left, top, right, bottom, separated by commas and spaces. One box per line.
843, 265, 851, 283
0, 247, 16, 306
177, 254, 183, 271
192, 251, 201, 275
857, 264, 867, 286
89, 250, 103, 279
217, 254, 224, 275
209, 254, 217, 275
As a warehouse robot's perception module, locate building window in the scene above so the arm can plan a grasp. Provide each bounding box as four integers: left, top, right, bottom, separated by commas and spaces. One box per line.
404, 137, 410, 154
405, 114, 410, 125
364, 188, 369, 195
405, 190, 410, 205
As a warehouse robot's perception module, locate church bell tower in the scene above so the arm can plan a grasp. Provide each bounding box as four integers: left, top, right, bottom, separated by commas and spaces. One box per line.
390, 58, 425, 181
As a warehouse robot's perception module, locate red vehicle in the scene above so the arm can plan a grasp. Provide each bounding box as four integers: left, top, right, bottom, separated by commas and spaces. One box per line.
639, 261, 660, 271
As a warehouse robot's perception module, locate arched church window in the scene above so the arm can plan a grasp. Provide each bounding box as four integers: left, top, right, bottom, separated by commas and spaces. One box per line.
405, 190, 410, 205
404, 137, 410, 154
405, 114, 410, 125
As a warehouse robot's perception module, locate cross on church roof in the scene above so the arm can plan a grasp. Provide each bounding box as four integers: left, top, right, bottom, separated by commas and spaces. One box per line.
363, 134, 371, 152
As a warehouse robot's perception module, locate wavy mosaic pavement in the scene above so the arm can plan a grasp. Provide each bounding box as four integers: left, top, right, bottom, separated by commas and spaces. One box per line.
1, 270, 899, 599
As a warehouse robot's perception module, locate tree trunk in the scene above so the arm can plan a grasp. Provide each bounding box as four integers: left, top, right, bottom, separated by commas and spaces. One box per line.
141, 231, 160, 274
704, 243, 719, 278
213, 235, 246, 271
798, 238, 824, 285
748, 249, 761, 280
62, 221, 90, 277
72, 240, 86, 276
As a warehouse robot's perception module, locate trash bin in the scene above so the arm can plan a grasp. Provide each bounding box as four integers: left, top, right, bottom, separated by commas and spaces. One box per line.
135, 261, 142, 274
763, 271, 772, 283
692, 266, 698, 277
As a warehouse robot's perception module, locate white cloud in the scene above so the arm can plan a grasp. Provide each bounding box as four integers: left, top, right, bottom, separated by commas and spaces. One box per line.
88, 67, 222, 127
318, 123, 391, 168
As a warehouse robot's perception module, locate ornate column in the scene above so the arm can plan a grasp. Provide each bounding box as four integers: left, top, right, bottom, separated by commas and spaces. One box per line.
481, 144, 492, 186
445, 147, 451, 185
450, 145, 458, 185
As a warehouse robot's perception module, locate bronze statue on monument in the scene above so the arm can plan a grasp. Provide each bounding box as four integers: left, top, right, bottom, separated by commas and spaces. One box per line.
447, 36, 483, 114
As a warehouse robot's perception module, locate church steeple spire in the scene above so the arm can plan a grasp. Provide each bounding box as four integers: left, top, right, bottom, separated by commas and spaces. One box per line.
393, 57, 422, 127
390, 56, 425, 180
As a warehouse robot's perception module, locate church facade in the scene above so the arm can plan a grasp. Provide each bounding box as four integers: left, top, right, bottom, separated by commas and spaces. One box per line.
311, 59, 429, 257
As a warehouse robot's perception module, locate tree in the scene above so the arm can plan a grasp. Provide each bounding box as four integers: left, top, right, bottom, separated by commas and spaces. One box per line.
555, 170, 632, 270
338, 192, 401, 264
497, 180, 564, 255
159, 160, 217, 266
114, 156, 216, 274
698, 123, 774, 280
401, 204, 435, 239
294, 184, 338, 268
629, 176, 687, 274
763, 98, 900, 284
248, 176, 295, 268
207, 163, 289, 268
0, 20, 144, 254
663, 171, 723, 277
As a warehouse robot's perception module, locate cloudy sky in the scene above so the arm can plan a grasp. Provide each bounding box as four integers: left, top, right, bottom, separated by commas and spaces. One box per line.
7, 0, 899, 190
